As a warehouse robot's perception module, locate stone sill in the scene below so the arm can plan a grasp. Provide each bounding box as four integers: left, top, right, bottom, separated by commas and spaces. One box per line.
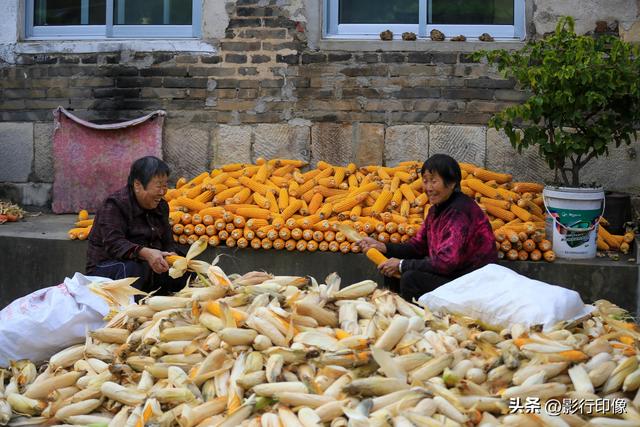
5, 39, 216, 57
318, 38, 525, 53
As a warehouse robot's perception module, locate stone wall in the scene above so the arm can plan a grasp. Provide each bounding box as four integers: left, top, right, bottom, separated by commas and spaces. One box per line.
1, 0, 639, 207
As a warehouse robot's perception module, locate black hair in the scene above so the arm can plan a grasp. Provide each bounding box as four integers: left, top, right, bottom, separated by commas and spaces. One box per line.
127, 156, 170, 189
420, 154, 462, 189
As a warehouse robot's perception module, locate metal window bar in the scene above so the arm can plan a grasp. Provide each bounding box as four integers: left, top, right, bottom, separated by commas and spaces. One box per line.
81, 0, 89, 25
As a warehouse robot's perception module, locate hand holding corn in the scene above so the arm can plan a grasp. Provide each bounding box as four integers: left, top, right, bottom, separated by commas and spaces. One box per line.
378, 257, 401, 277
356, 236, 386, 254
139, 247, 172, 274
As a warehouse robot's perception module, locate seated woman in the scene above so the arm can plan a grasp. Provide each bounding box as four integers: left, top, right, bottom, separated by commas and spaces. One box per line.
86, 156, 187, 295
357, 154, 497, 302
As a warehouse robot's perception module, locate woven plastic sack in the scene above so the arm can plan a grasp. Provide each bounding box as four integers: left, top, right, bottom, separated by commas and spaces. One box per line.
418, 264, 593, 330
0, 273, 111, 367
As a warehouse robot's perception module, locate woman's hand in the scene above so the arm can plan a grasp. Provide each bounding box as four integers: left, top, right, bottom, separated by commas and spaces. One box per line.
378, 258, 401, 277
139, 247, 171, 274
356, 237, 386, 254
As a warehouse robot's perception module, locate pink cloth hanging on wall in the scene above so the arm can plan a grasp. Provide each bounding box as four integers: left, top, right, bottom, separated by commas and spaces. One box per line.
51, 107, 165, 213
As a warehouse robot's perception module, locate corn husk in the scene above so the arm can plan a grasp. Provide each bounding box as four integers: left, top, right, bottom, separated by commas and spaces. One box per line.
3, 249, 640, 427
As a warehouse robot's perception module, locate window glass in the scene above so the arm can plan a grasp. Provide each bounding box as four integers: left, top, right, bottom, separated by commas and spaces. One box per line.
429, 0, 513, 25
339, 0, 419, 24
114, 0, 192, 25
34, 0, 106, 25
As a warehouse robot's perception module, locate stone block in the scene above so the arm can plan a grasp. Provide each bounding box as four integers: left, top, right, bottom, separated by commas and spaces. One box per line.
580, 141, 640, 192
33, 122, 54, 183
164, 124, 211, 180
211, 125, 252, 168
354, 123, 385, 166
18, 183, 52, 206
384, 125, 429, 166
485, 128, 555, 183
0, 122, 34, 182
429, 125, 486, 165
310, 123, 353, 166
252, 124, 311, 163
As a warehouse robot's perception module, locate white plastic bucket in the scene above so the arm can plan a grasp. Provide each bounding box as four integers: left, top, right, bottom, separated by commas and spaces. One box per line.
543, 186, 605, 259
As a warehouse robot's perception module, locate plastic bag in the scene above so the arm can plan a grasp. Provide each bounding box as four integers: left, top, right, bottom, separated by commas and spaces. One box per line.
0, 273, 111, 367
418, 264, 593, 330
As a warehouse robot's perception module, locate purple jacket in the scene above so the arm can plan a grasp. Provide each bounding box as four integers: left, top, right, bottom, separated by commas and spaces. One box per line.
86, 186, 178, 273
387, 191, 497, 277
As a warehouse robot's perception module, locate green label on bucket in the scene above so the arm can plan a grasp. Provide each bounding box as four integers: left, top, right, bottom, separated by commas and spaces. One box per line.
548, 208, 601, 229
547, 207, 601, 248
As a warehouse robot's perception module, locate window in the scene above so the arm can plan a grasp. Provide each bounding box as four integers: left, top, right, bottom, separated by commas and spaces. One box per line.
325, 0, 525, 40
26, 0, 202, 39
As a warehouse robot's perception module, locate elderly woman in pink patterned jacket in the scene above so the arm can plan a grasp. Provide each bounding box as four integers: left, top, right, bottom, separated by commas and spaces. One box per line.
357, 154, 497, 301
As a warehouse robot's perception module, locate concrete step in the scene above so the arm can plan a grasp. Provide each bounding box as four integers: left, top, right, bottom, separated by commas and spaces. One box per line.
1, 215, 638, 315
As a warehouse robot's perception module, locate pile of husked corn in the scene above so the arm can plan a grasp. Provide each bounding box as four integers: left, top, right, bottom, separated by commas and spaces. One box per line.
68, 159, 635, 261
2, 251, 640, 426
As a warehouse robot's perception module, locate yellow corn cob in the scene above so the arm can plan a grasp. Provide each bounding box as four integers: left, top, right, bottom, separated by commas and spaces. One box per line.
75, 218, 94, 228
213, 187, 244, 205
174, 197, 208, 213
308, 192, 324, 215
266, 191, 279, 214
466, 179, 499, 199
281, 199, 303, 221
333, 192, 368, 213
510, 204, 533, 222
371, 190, 393, 216
484, 204, 516, 222
399, 184, 416, 204
278, 188, 289, 211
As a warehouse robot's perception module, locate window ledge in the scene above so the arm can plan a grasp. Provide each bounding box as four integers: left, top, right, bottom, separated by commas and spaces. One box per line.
11, 38, 216, 56
318, 38, 525, 53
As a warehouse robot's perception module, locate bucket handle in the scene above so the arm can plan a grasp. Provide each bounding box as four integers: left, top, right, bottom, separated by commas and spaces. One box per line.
543, 194, 606, 233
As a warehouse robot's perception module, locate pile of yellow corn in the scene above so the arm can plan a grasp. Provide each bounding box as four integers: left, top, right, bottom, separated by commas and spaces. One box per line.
2, 251, 640, 426
67, 159, 635, 262
68, 210, 93, 240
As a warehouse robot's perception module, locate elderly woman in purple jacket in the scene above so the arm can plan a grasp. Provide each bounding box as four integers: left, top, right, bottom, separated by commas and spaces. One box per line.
357, 154, 497, 302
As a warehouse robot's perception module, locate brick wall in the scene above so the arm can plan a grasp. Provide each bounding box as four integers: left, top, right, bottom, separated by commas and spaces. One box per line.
0, 0, 639, 206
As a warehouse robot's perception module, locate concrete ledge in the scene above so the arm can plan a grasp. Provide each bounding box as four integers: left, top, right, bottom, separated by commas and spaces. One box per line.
1, 215, 638, 315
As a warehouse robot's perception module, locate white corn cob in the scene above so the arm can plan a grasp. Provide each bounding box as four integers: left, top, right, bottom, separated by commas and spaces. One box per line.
53, 398, 102, 421
275, 392, 335, 408
90, 327, 130, 344
24, 371, 84, 399
6, 393, 45, 416
100, 381, 146, 406
333, 280, 377, 299
266, 354, 284, 383
278, 406, 305, 427
151, 387, 196, 404
49, 344, 85, 369
253, 382, 308, 396
568, 364, 595, 394
374, 315, 409, 351
623, 368, 640, 392
219, 327, 258, 346
602, 356, 639, 394
410, 354, 454, 382
343, 377, 410, 396
298, 406, 323, 426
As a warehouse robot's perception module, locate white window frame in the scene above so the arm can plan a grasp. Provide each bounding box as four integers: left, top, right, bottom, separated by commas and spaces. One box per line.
325, 0, 525, 40
25, 0, 202, 39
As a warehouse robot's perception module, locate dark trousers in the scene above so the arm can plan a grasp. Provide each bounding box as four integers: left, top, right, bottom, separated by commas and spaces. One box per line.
383, 242, 453, 302
384, 270, 451, 302
90, 259, 190, 296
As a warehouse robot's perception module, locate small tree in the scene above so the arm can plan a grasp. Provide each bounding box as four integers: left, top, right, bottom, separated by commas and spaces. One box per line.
474, 17, 640, 187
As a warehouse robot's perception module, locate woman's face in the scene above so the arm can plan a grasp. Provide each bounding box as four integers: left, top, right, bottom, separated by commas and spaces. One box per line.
422, 170, 455, 205
134, 174, 168, 210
